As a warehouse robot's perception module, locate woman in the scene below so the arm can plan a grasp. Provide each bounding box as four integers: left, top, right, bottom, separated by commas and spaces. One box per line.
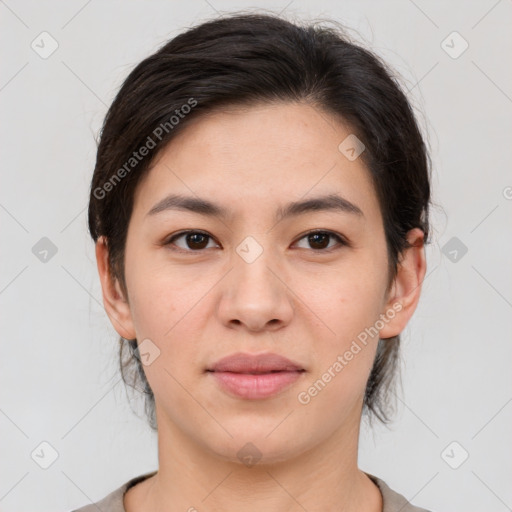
76, 11, 432, 512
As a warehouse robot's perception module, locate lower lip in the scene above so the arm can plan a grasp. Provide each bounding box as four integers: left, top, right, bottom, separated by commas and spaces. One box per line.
209, 370, 304, 399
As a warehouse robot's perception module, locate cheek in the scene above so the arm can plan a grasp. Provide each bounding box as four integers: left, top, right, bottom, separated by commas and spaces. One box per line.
124, 264, 207, 409
301, 253, 388, 389
295, 282, 383, 420
316, 262, 388, 342
126, 255, 202, 337
125, 257, 214, 382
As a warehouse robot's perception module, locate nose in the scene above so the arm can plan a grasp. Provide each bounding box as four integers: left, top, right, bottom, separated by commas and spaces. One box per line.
216, 245, 294, 333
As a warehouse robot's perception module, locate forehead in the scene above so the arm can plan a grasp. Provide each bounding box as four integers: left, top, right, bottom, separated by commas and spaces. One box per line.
132, 102, 381, 224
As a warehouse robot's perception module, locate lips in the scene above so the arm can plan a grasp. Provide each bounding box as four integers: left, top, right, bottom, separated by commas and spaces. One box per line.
207, 352, 305, 400
207, 352, 304, 374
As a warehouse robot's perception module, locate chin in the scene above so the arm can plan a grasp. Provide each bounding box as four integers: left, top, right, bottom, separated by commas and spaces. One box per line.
201, 426, 316, 468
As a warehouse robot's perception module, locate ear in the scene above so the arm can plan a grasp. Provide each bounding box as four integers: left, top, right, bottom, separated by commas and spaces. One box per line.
95, 236, 137, 340
379, 228, 427, 339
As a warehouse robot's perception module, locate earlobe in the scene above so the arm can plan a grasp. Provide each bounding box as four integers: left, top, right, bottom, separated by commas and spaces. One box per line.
95, 236, 137, 340
379, 228, 427, 339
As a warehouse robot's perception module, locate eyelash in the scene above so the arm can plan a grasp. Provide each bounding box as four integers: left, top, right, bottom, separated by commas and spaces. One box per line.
163, 229, 348, 254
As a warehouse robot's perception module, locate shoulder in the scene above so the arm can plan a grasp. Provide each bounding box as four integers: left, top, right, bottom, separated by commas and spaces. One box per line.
366, 472, 433, 512
69, 470, 157, 512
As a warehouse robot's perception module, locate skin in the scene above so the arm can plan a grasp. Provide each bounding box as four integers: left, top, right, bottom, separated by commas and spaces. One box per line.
96, 101, 426, 512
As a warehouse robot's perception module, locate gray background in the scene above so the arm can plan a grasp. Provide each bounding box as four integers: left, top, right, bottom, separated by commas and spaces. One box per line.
1, 1, 511, 511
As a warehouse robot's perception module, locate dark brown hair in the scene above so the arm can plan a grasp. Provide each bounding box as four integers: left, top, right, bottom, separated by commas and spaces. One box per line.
88, 12, 431, 430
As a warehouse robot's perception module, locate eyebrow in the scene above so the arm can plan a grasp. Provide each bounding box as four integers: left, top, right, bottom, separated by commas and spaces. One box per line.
146, 193, 364, 222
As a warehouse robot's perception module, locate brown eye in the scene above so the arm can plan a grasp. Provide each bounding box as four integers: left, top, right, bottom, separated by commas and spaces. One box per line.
165, 231, 218, 251
294, 230, 346, 251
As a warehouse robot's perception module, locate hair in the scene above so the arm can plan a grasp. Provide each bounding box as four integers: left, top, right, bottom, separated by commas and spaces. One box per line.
88, 11, 431, 430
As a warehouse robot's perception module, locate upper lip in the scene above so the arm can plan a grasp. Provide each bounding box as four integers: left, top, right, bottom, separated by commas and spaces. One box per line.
207, 352, 305, 373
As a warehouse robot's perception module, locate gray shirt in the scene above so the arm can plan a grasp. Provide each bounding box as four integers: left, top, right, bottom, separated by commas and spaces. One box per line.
71, 470, 431, 512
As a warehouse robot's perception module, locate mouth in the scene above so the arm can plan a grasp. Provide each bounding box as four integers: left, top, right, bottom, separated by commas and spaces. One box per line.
206, 352, 306, 400
207, 352, 304, 373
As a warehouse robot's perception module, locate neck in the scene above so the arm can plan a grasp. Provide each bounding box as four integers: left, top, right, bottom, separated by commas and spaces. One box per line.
131, 407, 382, 512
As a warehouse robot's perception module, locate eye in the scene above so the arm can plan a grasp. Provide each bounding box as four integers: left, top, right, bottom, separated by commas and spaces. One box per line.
293, 230, 347, 251
163, 229, 347, 253
164, 230, 219, 252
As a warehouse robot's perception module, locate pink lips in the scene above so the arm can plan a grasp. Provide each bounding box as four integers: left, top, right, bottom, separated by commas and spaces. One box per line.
207, 352, 305, 400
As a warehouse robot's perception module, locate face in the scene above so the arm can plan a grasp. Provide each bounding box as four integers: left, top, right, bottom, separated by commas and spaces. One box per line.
97, 101, 424, 465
